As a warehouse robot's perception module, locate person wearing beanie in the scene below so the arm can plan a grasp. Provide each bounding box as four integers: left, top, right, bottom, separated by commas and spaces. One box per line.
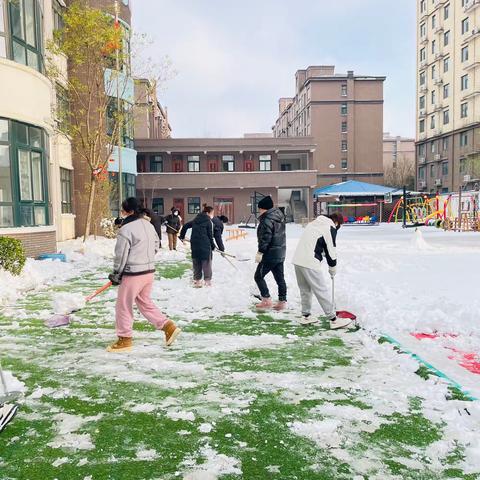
164, 207, 182, 250
254, 196, 287, 311
107, 197, 181, 352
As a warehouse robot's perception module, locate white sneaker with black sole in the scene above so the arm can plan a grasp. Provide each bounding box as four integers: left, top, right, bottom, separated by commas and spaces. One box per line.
299, 315, 319, 325
0, 403, 19, 433
330, 317, 353, 330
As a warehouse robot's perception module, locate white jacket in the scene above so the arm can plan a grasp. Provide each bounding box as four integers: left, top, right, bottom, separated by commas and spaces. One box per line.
292, 215, 337, 271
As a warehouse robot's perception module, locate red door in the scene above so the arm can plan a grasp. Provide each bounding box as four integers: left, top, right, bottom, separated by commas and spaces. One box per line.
208, 156, 219, 172
214, 198, 234, 223
173, 156, 183, 172
173, 198, 185, 219
244, 154, 254, 171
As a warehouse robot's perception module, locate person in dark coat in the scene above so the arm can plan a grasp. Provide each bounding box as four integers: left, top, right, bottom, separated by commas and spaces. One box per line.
179, 205, 216, 287
254, 196, 287, 311
164, 207, 182, 250
141, 208, 163, 248
211, 215, 228, 252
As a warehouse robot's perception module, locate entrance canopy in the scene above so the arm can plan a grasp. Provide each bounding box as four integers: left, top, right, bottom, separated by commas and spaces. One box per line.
314, 180, 396, 197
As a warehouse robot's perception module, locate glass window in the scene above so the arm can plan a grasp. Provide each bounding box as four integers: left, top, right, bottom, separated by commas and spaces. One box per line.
431, 64, 436, 79
420, 0, 425, 13
443, 57, 449, 73
420, 71, 426, 85
443, 84, 449, 99
25, 0, 35, 47
431, 40, 436, 54
430, 115, 435, 129
419, 167, 425, 180
60, 167, 72, 213
29, 126, 41, 148
420, 23, 426, 37
34, 205, 45, 225
341, 121, 347, 133
341, 84, 347, 96
462, 18, 469, 35
52, 0, 65, 32
461, 74, 469, 91
31, 151, 42, 201
419, 144, 425, 156
259, 154, 271, 171
443, 110, 449, 125
0, 145, 12, 202
18, 149, 32, 200
222, 155, 235, 172
431, 90, 436, 104
443, 137, 449, 151
419, 96, 425, 109
341, 158, 347, 169
341, 140, 348, 152
444, 30, 450, 46
420, 48, 426, 62
442, 162, 448, 176
188, 197, 200, 214
431, 141, 436, 154
0, 119, 8, 142
460, 158, 466, 173
150, 155, 163, 172
461, 46, 469, 62
341, 103, 348, 115
187, 155, 200, 172
152, 197, 164, 215
460, 132, 468, 146
444, 4, 449, 20
419, 119, 425, 133
430, 164, 435, 178
431, 15, 436, 29
0, 205, 14, 226
461, 102, 468, 118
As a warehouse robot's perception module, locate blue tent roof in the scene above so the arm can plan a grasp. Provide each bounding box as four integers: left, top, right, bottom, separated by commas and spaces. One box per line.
314, 180, 396, 197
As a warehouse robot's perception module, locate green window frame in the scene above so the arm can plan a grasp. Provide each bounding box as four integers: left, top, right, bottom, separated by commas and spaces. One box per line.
8, 0, 43, 72
0, 118, 49, 228
60, 167, 72, 214
150, 155, 163, 172
152, 197, 164, 215
188, 197, 200, 214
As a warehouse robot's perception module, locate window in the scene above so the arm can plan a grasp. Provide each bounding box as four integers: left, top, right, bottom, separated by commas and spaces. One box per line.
187, 155, 200, 172
280, 164, 292, 171
123, 173, 136, 199
461, 74, 469, 91
431, 39, 436, 54
461, 46, 469, 62
444, 4, 449, 20
52, 0, 65, 33
420, 71, 426, 86
460, 158, 466, 174
150, 155, 163, 172
430, 115, 436, 129
341, 103, 348, 115
431, 15, 436, 29
419, 96, 425, 109
60, 168, 72, 214
420, 48, 426, 62
341, 158, 347, 169
444, 30, 450, 46
431, 64, 436, 79
443, 109, 449, 125
420, 22, 426, 37
443, 57, 449, 73
460, 131, 468, 147
462, 18, 469, 35
341, 140, 348, 152
341, 176, 347, 182
419, 144, 426, 156
188, 197, 201, 214
431, 141, 436, 153
430, 164, 435, 178
259, 154, 271, 171
7, 0, 43, 72
55, 85, 69, 132
419, 119, 425, 133
222, 155, 235, 172
443, 83, 449, 99
461, 102, 468, 118
152, 198, 164, 215
420, 0, 425, 13
431, 90, 436, 104
419, 166, 426, 180
341, 121, 347, 133
341, 84, 347, 96
442, 162, 448, 176
442, 137, 449, 151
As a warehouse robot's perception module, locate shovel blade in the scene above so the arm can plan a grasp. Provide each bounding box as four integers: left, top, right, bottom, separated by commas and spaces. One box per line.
336, 310, 357, 321
45, 314, 71, 328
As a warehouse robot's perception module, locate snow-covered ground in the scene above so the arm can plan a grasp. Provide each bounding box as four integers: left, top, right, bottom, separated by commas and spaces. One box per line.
1, 223, 480, 478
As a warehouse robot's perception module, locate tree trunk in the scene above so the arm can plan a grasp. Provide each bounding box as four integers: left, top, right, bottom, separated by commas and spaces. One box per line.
83, 177, 97, 242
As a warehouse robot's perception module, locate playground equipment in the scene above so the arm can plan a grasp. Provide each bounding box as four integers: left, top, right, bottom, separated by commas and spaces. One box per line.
388, 195, 438, 225
327, 202, 380, 225
226, 228, 248, 241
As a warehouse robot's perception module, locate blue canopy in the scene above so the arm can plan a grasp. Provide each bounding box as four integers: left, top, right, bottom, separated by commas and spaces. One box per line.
314, 180, 396, 197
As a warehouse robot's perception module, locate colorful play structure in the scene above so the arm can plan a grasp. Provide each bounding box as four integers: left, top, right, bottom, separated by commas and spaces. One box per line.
388, 191, 480, 231
327, 202, 380, 225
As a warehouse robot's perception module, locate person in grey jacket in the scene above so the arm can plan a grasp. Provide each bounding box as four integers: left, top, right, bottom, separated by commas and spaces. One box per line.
107, 197, 181, 352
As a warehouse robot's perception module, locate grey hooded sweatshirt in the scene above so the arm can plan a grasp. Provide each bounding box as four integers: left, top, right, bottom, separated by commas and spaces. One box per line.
113, 216, 160, 275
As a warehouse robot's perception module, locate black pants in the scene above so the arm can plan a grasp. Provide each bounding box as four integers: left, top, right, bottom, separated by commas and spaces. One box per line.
254, 261, 287, 301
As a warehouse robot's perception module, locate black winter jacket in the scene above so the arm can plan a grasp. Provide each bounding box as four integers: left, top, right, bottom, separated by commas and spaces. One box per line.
181, 213, 215, 261
257, 208, 286, 264
149, 213, 163, 240
212, 216, 225, 252
164, 214, 181, 234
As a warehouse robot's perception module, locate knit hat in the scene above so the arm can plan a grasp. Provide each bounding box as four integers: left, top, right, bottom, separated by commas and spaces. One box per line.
258, 196, 274, 210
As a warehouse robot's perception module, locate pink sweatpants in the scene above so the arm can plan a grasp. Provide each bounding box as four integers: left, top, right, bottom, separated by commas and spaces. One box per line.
115, 273, 168, 338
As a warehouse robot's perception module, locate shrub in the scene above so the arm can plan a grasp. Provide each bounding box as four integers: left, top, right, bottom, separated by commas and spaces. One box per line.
100, 217, 118, 239
0, 237, 26, 276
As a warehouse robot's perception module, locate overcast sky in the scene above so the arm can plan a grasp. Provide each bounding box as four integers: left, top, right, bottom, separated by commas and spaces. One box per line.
132, 0, 416, 139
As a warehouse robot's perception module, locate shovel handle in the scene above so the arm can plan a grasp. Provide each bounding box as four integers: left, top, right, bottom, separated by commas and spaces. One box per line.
85, 281, 112, 303
331, 277, 335, 310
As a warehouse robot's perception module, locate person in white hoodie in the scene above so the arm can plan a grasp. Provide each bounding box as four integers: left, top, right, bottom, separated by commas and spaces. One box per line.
292, 212, 351, 330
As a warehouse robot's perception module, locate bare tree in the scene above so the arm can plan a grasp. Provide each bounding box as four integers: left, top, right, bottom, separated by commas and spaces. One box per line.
384, 153, 415, 190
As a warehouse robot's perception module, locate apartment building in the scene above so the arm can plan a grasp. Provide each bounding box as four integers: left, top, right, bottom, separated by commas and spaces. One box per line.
0, 0, 75, 256
383, 133, 416, 187
416, 0, 480, 193
135, 137, 318, 224
273, 66, 386, 187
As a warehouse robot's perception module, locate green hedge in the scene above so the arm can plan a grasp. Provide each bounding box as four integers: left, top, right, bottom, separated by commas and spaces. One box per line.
0, 237, 26, 276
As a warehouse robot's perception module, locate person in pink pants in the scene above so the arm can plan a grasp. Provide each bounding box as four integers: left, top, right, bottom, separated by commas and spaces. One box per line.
107, 197, 181, 352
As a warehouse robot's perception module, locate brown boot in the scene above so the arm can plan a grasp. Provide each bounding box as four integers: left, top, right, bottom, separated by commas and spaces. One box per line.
162, 320, 181, 347
106, 336, 133, 353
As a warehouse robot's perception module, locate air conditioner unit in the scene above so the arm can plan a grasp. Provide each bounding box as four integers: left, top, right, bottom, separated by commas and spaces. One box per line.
435, 178, 443, 186
434, 78, 444, 85
418, 181, 427, 188
464, 174, 472, 182
434, 154, 441, 160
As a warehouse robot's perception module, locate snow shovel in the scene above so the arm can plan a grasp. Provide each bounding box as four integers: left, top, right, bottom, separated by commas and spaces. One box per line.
215, 249, 250, 262
45, 281, 112, 328
0, 359, 22, 405
331, 277, 357, 325
214, 248, 239, 271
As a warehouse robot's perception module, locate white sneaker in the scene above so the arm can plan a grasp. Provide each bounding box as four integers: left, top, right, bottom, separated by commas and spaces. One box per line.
330, 317, 353, 330
0, 403, 19, 433
299, 315, 319, 325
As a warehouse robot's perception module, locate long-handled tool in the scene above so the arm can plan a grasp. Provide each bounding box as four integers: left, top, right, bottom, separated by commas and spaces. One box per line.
45, 281, 112, 328
331, 277, 357, 328
215, 249, 250, 262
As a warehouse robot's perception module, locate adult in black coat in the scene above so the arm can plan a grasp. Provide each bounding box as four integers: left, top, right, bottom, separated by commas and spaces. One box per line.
179, 206, 216, 286
141, 208, 163, 247
254, 196, 287, 310
211, 215, 228, 252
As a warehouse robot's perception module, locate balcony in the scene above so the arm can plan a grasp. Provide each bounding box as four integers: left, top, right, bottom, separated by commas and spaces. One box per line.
464, 0, 480, 13
464, 60, 480, 71
433, 24, 444, 34
462, 27, 480, 45
421, 36, 429, 45
137, 170, 319, 191
433, 77, 444, 86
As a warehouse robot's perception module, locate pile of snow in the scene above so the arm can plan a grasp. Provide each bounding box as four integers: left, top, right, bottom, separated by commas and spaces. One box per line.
52, 292, 86, 314
0, 370, 26, 395
182, 445, 242, 479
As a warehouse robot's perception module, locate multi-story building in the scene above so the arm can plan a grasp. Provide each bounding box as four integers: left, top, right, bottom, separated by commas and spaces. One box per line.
134, 78, 172, 140
135, 137, 318, 224
416, 0, 480, 193
0, 0, 75, 256
383, 133, 416, 187
273, 66, 386, 187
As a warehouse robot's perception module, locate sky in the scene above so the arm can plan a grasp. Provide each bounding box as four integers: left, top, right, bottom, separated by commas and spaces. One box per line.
132, 0, 416, 139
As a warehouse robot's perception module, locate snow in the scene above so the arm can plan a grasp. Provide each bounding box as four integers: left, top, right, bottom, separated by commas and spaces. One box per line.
0, 370, 26, 395
182, 445, 242, 479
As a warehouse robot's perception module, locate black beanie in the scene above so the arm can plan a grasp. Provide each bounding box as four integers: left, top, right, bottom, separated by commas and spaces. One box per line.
121, 197, 140, 214
258, 196, 274, 210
